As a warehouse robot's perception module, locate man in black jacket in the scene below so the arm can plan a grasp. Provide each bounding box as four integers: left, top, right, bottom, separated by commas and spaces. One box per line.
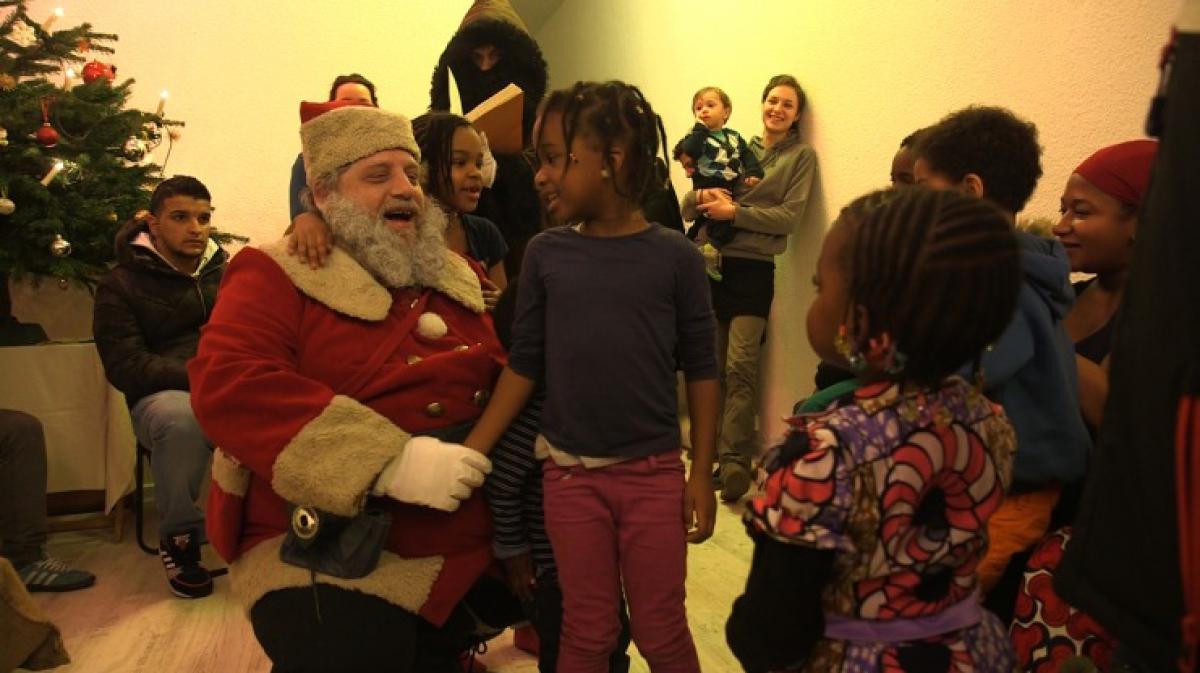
429, 0, 548, 276
93, 176, 225, 599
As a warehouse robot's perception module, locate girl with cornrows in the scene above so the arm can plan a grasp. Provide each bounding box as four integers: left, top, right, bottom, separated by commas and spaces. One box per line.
728, 187, 1021, 673
681, 74, 818, 503
465, 80, 719, 673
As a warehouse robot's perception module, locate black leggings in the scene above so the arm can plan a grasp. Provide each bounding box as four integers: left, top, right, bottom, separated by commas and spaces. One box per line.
251, 576, 521, 673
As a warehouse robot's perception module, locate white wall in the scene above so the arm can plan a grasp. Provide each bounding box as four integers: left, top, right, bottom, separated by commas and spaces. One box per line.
23, 0, 478, 246
535, 0, 1179, 440
15, 1, 1181, 430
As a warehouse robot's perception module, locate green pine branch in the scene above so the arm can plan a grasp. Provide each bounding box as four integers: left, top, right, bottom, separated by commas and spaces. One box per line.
0, 0, 205, 289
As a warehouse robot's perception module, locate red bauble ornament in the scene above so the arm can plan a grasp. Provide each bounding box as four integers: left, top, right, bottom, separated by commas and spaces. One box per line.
81, 60, 116, 84
35, 123, 59, 148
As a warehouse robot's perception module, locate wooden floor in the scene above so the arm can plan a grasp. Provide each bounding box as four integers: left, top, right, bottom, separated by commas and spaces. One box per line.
24, 485, 754, 673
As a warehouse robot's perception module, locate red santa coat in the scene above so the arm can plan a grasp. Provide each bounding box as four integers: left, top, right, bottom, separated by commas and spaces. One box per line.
188, 239, 504, 626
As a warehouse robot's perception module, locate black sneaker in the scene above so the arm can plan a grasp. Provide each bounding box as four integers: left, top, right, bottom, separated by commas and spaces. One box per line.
18, 555, 96, 592
159, 531, 213, 599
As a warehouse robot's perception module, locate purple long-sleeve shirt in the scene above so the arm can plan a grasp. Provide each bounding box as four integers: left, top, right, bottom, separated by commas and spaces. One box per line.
508, 224, 718, 459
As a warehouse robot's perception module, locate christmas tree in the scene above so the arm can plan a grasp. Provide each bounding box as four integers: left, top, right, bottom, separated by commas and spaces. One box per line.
0, 0, 190, 297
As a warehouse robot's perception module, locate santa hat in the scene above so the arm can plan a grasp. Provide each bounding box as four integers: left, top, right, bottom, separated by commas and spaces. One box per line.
299, 100, 420, 183
1074, 139, 1158, 207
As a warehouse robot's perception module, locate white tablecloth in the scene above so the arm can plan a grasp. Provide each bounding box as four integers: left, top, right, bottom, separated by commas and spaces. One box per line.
0, 342, 135, 513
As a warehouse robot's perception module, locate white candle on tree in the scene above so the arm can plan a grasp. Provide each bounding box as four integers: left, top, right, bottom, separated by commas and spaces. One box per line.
156, 90, 169, 116
40, 160, 65, 186
43, 7, 63, 31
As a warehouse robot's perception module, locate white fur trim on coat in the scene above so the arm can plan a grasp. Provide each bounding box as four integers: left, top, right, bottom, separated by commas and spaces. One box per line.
260, 240, 391, 321
211, 448, 250, 498
258, 238, 485, 318
271, 395, 411, 517
229, 534, 444, 616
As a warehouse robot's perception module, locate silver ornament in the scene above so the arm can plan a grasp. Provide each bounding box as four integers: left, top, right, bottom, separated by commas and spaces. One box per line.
121, 136, 147, 163
142, 121, 163, 148
50, 234, 72, 257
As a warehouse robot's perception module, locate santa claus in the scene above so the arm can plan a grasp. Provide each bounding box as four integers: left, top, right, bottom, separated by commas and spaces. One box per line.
189, 101, 514, 671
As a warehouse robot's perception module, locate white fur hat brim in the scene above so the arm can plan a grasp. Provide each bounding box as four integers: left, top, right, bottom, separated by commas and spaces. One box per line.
301, 106, 421, 184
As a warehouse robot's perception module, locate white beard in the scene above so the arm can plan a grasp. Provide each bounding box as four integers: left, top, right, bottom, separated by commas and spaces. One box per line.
322, 194, 448, 289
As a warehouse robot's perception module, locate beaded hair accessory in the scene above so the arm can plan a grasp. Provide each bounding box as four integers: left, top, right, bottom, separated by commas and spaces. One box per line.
835, 324, 866, 372
837, 326, 909, 376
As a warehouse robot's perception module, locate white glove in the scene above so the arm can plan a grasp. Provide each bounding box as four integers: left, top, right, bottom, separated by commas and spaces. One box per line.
373, 436, 492, 512
479, 131, 498, 188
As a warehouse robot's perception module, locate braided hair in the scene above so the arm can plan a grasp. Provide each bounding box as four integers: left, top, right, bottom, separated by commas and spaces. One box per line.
535, 80, 661, 205
838, 187, 1020, 386
411, 112, 474, 209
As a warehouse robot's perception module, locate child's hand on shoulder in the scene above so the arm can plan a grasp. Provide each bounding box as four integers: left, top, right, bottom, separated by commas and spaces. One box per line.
482, 277, 501, 311
287, 211, 333, 270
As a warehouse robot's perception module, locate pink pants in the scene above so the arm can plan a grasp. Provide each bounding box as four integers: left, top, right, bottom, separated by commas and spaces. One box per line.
543, 450, 700, 673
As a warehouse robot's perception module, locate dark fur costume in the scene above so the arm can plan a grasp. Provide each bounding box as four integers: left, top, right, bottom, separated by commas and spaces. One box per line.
429, 4, 548, 275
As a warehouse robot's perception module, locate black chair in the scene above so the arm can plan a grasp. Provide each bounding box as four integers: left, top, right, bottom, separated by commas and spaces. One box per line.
133, 442, 157, 555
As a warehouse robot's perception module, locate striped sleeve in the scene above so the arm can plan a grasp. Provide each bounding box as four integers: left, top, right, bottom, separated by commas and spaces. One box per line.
484, 395, 544, 559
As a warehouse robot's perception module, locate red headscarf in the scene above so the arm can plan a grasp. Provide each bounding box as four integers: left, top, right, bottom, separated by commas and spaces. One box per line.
1074, 140, 1159, 207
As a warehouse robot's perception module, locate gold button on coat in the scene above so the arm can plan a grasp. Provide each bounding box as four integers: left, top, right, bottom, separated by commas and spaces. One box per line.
473, 390, 490, 406
426, 402, 445, 417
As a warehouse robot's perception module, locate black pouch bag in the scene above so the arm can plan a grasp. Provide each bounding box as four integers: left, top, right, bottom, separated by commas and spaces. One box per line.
277, 421, 473, 579
279, 505, 392, 580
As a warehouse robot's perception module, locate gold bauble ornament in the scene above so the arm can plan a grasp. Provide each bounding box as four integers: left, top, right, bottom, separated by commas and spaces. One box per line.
50, 234, 72, 257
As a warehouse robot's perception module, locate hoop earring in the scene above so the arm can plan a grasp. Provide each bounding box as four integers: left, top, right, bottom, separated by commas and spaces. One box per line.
835, 324, 866, 372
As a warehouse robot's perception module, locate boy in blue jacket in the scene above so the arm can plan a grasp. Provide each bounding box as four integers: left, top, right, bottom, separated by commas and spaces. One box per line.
912, 105, 1091, 622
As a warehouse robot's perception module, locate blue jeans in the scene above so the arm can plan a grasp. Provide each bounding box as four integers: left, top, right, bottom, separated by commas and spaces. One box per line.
130, 390, 211, 538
